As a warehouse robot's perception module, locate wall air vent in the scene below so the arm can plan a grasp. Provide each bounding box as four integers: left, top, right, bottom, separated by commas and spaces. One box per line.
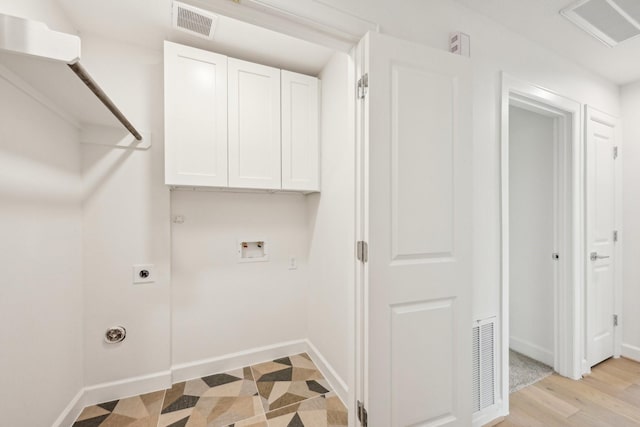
472, 317, 496, 413
561, 0, 640, 47
172, 1, 218, 40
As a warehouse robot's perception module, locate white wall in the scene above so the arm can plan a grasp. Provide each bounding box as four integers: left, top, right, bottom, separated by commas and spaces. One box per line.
0, 71, 83, 425
508, 106, 555, 366
306, 51, 354, 392
170, 191, 309, 365
80, 36, 171, 388
0, 0, 77, 33
0, 2, 84, 425
621, 81, 640, 361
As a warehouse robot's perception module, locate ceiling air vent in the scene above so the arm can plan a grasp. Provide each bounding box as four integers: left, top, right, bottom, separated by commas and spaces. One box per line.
172, 1, 218, 40
561, 0, 640, 47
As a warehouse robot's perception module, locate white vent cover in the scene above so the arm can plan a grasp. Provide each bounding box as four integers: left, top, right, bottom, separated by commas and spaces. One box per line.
472, 317, 496, 413
172, 1, 218, 40
561, 0, 640, 47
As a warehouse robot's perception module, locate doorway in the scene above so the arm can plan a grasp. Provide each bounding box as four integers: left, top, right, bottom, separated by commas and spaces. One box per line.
500, 74, 584, 416
508, 104, 558, 392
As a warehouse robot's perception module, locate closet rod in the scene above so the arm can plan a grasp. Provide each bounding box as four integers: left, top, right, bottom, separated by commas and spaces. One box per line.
68, 62, 143, 141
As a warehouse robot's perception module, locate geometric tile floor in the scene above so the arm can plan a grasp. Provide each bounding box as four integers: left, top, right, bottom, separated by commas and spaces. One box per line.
73, 353, 348, 427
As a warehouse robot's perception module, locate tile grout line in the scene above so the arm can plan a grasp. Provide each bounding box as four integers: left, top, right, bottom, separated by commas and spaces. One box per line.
154, 389, 168, 427
247, 363, 267, 426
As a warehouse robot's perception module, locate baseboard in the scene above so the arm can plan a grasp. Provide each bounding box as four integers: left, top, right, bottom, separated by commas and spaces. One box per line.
472, 401, 506, 427
171, 339, 308, 383
83, 370, 172, 408
304, 339, 349, 405
510, 336, 553, 366
622, 343, 640, 362
51, 389, 85, 427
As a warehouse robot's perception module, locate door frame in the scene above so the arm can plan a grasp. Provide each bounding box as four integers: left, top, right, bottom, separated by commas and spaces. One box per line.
500, 74, 584, 415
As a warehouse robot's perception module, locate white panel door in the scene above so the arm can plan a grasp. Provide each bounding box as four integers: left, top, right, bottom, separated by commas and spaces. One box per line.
164, 41, 228, 187
228, 58, 281, 189
281, 70, 320, 192
585, 106, 618, 367
362, 32, 472, 426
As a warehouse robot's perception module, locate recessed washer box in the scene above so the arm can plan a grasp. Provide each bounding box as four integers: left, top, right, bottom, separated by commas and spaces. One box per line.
238, 239, 269, 263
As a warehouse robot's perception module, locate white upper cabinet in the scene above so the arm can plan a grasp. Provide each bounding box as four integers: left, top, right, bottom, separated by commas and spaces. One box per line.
164, 41, 228, 187
163, 42, 320, 192
228, 58, 282, 190
281, 70, 320, 191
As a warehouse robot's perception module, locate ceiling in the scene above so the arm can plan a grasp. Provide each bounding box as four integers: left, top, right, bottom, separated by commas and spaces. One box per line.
453, 0, 640, 85
56, 0, 640, 85
57, 0, 334, 76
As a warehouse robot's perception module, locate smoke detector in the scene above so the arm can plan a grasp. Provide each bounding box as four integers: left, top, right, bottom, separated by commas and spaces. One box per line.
172, 1, 218, 40
561, 0, 640, 47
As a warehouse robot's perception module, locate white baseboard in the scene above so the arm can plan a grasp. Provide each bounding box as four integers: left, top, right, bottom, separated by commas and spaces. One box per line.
305, 339, 348, 405
510, 336, 554, 367
52, 389, 85, 427
171, 339, 307, 383
472, 401, 506, 427
83, 370, 172, 408
622, 343, 640, 362
54, 339, 348, 427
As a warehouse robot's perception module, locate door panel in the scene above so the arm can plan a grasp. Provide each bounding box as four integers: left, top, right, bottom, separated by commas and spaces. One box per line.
164, 41, 228, 187
391, 299, 456, 426
585, 106, 617, 367
363, 32, 472, 427
391, 65, 454, 261
281, 70, 320, 191
228, 58, 281, 189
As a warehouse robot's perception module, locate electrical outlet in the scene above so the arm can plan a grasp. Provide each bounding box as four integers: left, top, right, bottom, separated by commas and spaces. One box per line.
288, 256, 297, 270
133, 264, 154, 284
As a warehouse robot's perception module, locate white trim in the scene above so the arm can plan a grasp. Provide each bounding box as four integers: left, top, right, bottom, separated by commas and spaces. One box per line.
306, 340, 349, 405
509, 337, 554, 367
171, 339, 307, 383
472, 401, 504, 427
193, 0, 378, 52
83, 371, 172, 408
500, 73, 584, 422
622, 343, 640, 362
51, 389, 85, 427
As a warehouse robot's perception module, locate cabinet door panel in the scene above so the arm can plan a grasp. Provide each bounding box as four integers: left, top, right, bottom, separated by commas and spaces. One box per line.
164, 41, 228, 187
281, 70, 320, 191
228, 58, 281, 189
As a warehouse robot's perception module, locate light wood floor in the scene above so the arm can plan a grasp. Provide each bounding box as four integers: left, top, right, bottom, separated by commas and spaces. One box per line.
495, 357, 640, 427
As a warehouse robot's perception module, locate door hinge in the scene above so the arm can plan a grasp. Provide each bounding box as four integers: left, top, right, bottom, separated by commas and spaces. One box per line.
357, 400, 368, 427
357, 73, 369, 99
614, 146, 619, 159
614, 314, 619, 327
614, 230, 619, 242
357, 241, 368, 263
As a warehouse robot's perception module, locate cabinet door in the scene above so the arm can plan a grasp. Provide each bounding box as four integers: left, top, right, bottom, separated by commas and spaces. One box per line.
228, 58, 281, 189
281, 70, 320, 191
164, 41, 228, 187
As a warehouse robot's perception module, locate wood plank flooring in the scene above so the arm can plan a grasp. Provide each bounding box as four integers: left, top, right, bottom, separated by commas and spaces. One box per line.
495, 357, 640, 427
